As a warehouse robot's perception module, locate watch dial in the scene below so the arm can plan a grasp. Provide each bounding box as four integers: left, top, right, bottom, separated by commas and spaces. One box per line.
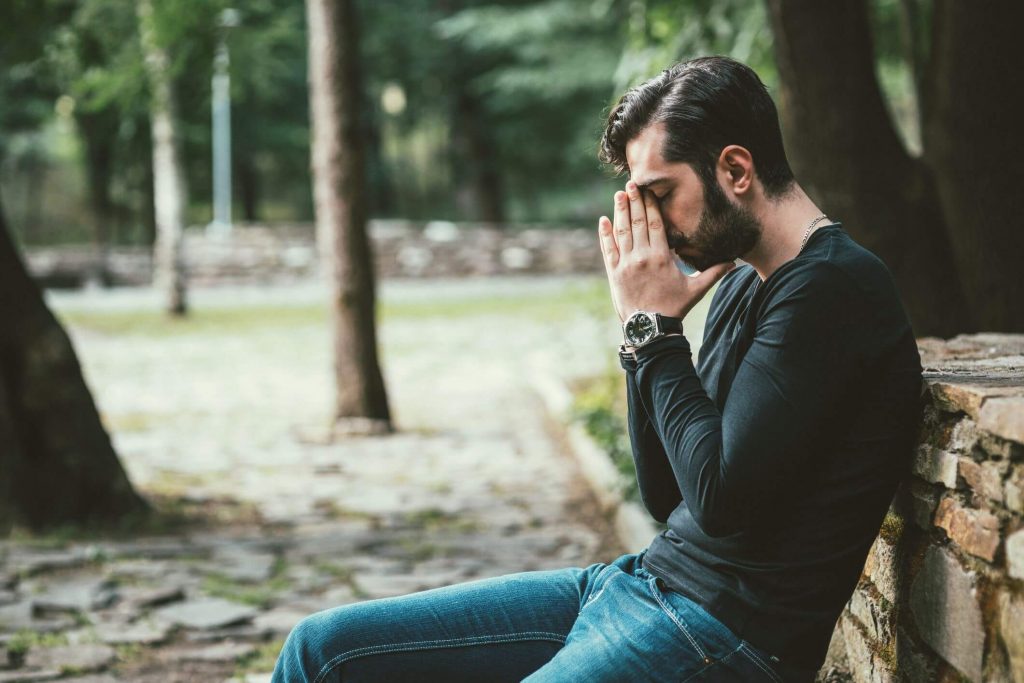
625, 313, 656, 344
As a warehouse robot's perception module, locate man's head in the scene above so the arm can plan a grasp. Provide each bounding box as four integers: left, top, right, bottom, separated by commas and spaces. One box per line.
598, 56, 796, 271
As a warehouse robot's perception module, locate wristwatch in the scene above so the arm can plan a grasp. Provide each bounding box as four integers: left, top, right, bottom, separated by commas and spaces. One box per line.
619, 310, 683, 359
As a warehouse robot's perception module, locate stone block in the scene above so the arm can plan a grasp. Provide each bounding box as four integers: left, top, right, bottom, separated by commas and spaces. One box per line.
998, 590, 1024, 683
906, 481, 941, 531
847, 587, 895, 644
932, 496, 1001, 562
957, 456, 1004, 504
1007, 528, 1024, 580
978, 396, 1024, 445
948, 416, 981, 453
1005, 467, 1024, 514
839, 613, 896, 683
912, 446, 959, 488
862, 534, 899, 604
909, 546, 984, 682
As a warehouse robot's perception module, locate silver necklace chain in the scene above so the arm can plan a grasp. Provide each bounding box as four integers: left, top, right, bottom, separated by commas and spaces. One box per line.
799, 214, 830, 253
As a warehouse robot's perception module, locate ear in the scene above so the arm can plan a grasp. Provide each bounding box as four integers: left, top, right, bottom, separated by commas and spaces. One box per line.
716, 145, 754, 197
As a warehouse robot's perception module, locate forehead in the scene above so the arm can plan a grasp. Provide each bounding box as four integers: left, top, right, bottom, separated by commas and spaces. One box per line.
624, 121, 695, 187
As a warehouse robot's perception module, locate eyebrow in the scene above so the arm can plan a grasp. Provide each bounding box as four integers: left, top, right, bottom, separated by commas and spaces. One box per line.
631, 177, 673, 192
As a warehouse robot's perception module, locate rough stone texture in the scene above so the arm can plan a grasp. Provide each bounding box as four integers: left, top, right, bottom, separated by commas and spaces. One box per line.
1006, 467, 1024, 515
861, 534, 899, 604
908, 546, 984, 682
839, 613, 896, 683
177, 641, 256, 662
1007, 528, 1024, 580
998, 591, 1024, 683
847, 587, 894, 644
151, 598, 258, 631
23, 644, 115, 674
957, 456, 1004, 504
26, 222, 607, 288
978, 396, 1024, 445
932, 496, 1001, 561
0, 671, 61, 682
911, 446, 959, 489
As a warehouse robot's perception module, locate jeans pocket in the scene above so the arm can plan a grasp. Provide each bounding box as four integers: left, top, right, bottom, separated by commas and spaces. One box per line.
647, 579, 740, 661
738, 641, 784, 683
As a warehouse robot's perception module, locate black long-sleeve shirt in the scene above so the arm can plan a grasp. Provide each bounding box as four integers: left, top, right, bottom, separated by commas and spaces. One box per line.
621, 223, 924, 676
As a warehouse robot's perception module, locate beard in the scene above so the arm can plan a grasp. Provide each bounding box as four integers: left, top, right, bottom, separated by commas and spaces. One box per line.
666, 174, 762, 273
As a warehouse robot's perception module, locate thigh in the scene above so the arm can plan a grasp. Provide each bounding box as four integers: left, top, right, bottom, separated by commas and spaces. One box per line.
524, 567, 783, 683
272, 564, 599, 683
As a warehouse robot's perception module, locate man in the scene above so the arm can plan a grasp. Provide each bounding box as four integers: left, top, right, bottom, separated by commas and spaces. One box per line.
272, 56, 923, 682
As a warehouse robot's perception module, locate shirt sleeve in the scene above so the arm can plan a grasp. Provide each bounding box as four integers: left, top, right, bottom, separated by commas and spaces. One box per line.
632, 262, 865, 538
623, 367, 682, 523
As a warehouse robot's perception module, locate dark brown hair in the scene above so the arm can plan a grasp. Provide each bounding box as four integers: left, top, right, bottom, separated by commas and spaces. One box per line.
599, 56, 796, 199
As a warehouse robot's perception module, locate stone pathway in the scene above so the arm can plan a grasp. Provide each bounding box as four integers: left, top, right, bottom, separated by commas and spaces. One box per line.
1, 276, 626, 682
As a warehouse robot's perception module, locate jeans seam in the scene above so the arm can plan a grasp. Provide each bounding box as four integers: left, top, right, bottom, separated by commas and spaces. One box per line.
679, 643, 741, 683
312, 631, 568, 683
739, 643, 783, 683
647, 578, 707, 660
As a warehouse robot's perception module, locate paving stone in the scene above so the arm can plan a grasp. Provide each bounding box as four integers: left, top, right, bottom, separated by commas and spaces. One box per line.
118, 585, 185, 610
252, 607, 308, 636
23, 644, 116, 673
6, 550, 87, 577
95, 619, 171, 645
932, 496, 1001, 561
909, 546, 984, 682
59, 676, 119, 683
152, 597, 257, 630
183, 624, 270, 643
0, 670, 61, 682
34, 578, 119, 613
205, 547, 277, 583
178, 641, 257, 662
0, 601, 75, 634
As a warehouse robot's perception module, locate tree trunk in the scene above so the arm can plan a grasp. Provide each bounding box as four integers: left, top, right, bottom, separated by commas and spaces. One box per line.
306, 0, 392, 432
0, 189, 149, 535
765, 0, 971, 337
76, 108, 119, 283
918, 0, 1024, 330
766, 0, 1024, 335
138, 0, 188, 316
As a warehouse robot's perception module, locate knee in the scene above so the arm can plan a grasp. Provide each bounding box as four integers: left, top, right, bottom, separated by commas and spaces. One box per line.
274, 612, 336, 683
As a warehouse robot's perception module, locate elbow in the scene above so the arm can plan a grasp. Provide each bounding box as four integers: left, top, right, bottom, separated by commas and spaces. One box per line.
639, 491, 678, 524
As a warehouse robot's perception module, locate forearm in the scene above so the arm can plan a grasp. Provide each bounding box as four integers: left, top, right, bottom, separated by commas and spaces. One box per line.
622, 351, 682, 523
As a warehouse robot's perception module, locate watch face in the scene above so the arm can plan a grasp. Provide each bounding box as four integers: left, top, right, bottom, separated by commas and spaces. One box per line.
624, 312, 656, 345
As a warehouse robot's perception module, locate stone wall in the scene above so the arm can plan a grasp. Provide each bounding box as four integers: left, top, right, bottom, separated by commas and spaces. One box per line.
824, 333, 1024, 683
23, 221, 604, 288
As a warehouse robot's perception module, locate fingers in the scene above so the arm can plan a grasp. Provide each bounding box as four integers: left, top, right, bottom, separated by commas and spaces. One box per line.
641, 189, 669, 251
598, 215, 618, 270
612, 190, 633, 253
625, 181, 649, 249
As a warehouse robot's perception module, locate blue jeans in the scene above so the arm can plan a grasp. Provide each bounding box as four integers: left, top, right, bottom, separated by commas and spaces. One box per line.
272, 551, 788, 682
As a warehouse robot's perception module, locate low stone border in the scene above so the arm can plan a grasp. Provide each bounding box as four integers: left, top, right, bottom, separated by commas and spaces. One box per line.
528, 371, 659, 554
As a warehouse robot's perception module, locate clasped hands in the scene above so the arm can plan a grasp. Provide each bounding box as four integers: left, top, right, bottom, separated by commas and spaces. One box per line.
598, 180, 736, 324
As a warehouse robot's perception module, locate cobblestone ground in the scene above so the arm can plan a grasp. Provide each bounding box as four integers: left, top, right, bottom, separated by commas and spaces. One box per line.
0, 276, 628, 682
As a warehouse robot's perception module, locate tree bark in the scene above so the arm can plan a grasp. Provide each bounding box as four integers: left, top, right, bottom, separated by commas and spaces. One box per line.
765, 0, 972, 337
0, 189, 149, 535
918, 0, 1024, 330
138, 0, 188, 316
306, 0, 392, 431
452, 87, 505, 224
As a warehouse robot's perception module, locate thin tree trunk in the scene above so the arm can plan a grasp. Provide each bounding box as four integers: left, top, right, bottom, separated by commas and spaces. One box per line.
453, 88, 505, 224
0, 189, 149, 535
138, 0, 188, 316
306, 0, 392, 433
765, 0, 971, 338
